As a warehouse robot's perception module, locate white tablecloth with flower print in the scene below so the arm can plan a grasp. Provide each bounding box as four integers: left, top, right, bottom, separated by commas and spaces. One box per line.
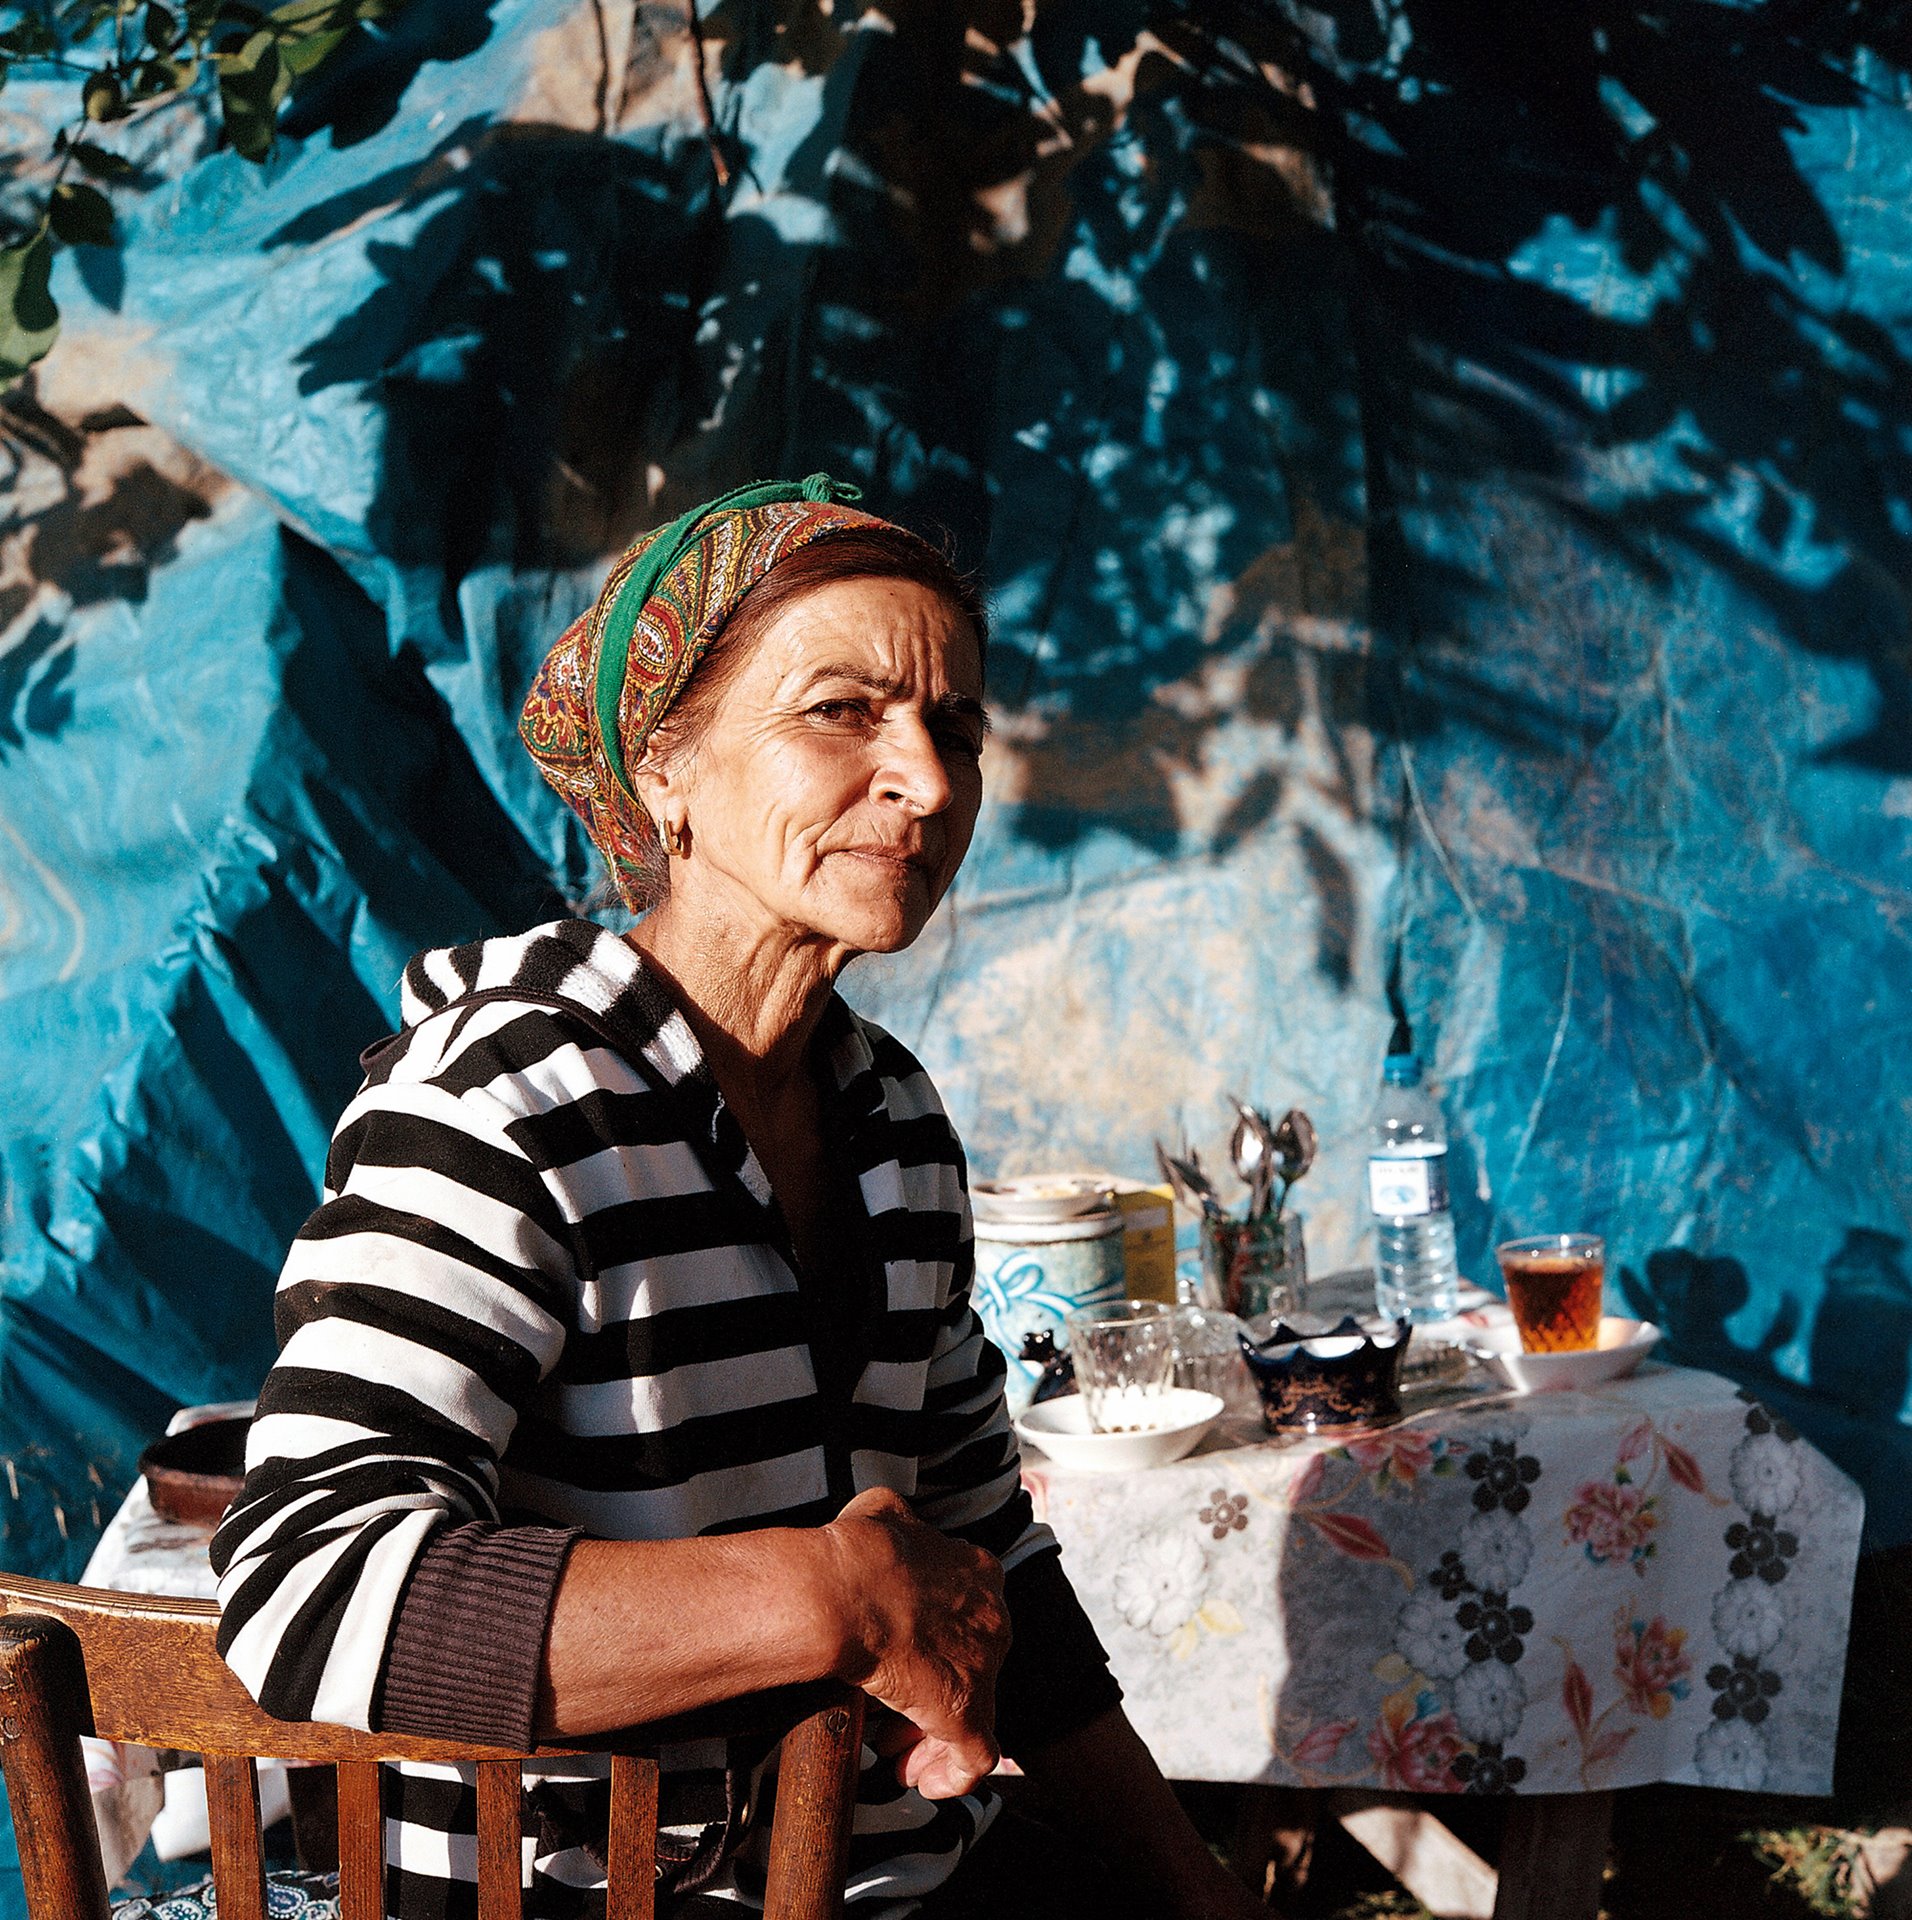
1020, 1364, 1863, 1797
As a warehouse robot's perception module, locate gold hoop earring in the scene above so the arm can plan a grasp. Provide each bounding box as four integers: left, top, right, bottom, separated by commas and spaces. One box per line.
662, 821, 688, 858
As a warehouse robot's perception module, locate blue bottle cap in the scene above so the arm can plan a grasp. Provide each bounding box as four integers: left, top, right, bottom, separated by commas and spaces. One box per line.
1383, 1049, 1423, 1087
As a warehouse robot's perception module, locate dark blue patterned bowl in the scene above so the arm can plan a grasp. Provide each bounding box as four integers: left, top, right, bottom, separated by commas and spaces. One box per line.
1237, 1315, 1412, 1432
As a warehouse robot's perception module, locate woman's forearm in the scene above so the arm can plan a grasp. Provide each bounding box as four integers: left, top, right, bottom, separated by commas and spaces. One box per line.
535, 1487, 1009, 1806
537, 1529, 840, 1736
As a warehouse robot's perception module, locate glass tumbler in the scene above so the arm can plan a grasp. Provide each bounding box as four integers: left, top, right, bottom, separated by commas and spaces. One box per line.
1065, 1300, 1178, 1432
1198, 1212, 1308, 1322
1172, 1305, 1255, 1416
1496, 1233, 1605, 1352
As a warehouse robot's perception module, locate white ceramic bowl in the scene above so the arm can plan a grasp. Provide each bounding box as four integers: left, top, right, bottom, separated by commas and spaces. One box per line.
972, 1175, 1113, 1224
1462, 1316, 1662, 1394
1014, 1389, 1225, 1472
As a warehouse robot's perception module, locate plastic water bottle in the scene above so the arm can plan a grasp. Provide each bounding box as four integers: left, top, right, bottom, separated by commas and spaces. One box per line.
1368, 1024, 1460, 1323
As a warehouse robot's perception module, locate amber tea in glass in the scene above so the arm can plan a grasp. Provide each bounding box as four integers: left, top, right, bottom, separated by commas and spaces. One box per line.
1496, 1234, 1604, 1352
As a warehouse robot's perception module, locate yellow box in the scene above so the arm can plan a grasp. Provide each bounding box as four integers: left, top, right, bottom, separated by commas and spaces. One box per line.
1087, 1175, 1178, 1303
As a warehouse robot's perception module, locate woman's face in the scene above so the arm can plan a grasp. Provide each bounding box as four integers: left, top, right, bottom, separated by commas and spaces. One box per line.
648, 574, 986, 956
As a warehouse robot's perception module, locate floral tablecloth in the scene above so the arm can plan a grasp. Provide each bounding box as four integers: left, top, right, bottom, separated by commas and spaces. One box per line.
1020, 1365, 1864, 1796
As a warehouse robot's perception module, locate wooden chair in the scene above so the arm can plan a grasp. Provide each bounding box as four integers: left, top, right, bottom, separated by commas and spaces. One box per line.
0, 1573, 866, 1920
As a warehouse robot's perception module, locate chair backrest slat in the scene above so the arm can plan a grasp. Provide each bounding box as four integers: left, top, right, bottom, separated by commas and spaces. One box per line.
0, 1616, 110, 1920
605, 1753, 659, 1920
476, 1757, 525, 1920
337, 1759, 385, 1920
204, 1755, 267, 1920
763, 1697, 868, 1920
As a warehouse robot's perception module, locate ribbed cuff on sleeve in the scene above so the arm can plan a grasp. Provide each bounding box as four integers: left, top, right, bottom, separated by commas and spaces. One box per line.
994, 1546, 1123, 1760
375, 1521, 582, 1748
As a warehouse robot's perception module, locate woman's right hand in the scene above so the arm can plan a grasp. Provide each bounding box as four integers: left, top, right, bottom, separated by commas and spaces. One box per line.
818, 1486, 1010, 1800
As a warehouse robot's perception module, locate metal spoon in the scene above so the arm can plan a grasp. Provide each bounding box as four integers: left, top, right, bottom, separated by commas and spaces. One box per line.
1225, 1093, 1277, 1219
1272, 1107, 1318, 1186
1181, 1144, 1230, 1220
1155, 1140, 1228, 1221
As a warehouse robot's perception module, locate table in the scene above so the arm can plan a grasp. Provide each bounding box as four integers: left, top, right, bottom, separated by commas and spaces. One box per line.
1021, 1360, 1866, 1918
82, 1369, 1867, 1916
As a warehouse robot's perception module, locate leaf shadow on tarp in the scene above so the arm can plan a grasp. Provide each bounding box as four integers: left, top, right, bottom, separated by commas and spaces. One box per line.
1618, 1234, 1912, 1543
1290, 0, 1912, 772
282, 118, 736, 609
0, 617, 72, 757
775, 0, 1912, 776
277, 0, 502, 151
244, 0, 1910, 1450
0, 405, 223, 763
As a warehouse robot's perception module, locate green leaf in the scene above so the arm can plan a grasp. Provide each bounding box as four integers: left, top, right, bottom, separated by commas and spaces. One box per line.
217, 23, 280, 81
277, 22, 348, 77
48, 181, 114, 247
216, 28, 285, 160
125, 57, 176, 98
219, 90, 275, 160
269, 0, 350, 24
82, 70, 126, 120
0, 233, 61, 382
69, 139, 135, 180
0, 19, 59, 55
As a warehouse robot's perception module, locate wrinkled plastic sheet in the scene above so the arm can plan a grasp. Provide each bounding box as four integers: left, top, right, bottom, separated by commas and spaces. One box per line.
0, 12, 1909, 1903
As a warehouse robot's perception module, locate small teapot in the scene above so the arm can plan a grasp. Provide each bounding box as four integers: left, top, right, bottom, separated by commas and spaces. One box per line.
1018, 1329, 1078, 1405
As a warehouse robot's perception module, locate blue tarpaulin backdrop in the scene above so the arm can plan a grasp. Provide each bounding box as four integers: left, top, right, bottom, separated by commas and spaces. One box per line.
1, 1, 1909, 1894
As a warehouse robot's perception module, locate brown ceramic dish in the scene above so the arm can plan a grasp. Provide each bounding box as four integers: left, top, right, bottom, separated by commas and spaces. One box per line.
137, 1417, 250, 1526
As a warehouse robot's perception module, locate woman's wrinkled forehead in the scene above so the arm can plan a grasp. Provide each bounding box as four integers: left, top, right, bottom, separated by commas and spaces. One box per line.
751, 575, 985, 703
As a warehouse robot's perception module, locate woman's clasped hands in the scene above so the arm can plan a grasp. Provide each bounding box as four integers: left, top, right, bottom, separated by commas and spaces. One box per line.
820, 1486, 1011, 1801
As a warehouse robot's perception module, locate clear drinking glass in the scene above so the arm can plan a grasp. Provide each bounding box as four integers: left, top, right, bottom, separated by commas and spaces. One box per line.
1065, 1300, 1178, 1432
1495, 1233, 1605, 1352
1198, 1212, 1307, 1321
1172, 1305, 1255, 1415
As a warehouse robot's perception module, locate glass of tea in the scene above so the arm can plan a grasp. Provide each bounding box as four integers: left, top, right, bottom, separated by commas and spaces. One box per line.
1495, 1234, 1605, 1352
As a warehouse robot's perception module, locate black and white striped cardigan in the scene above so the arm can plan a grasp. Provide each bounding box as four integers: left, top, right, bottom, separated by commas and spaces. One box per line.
210, 918, 1116, 1918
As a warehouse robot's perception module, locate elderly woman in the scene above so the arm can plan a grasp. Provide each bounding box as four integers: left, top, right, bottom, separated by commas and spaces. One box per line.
211, 477, 1266, 1920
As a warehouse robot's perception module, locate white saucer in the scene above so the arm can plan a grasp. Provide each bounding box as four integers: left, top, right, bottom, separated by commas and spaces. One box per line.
1460, 1316, 1662, 1394
1015, 1389, 1225, 1472
972, 1175, 1113, 1225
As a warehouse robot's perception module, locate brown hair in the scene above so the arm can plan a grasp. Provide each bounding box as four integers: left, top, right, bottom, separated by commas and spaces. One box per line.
608, 528, 988, 912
